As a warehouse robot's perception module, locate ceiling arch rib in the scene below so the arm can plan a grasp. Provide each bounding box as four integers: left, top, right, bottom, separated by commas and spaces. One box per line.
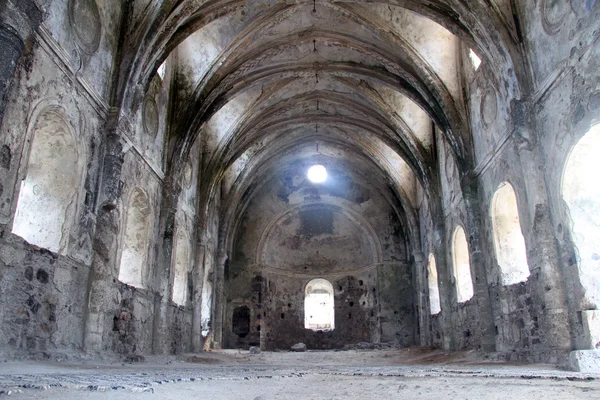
205, 88, 433, 190
130, 0, 521, 104
173, 19, 468, 166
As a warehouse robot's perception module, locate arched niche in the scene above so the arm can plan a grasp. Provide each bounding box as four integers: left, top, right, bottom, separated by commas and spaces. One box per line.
232, 306, 251, 338
172, 228, 190, 306
118, 188, 151, 288
304, 278, 335, 331
562, 124, 600, 307
12, 109, 80, 254
491, 182, 530, 285
452, 226, 474, 303
428, 254, 441, 315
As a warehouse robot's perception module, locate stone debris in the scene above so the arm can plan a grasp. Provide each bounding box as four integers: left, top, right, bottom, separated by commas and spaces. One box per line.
290, 343, 307, 352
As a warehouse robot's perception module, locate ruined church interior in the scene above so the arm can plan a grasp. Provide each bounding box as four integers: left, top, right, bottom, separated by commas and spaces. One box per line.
2, 0, 600, 398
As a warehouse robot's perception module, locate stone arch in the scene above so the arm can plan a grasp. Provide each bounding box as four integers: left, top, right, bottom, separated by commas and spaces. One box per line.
118, 188, 151, 288
452, 226, 474, 303
172, 227, 191, 306
491, 182, 530, 285
428, 254, 441, 315
304, 278, 335, 331
562, 124, 600, 307
12, 109, 81, 254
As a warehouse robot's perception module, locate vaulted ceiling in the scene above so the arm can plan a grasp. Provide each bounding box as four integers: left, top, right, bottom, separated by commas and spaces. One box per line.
117, 0, 524, 243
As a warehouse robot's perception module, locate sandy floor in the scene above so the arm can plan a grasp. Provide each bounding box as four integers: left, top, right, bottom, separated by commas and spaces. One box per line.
0, 348, 599, 399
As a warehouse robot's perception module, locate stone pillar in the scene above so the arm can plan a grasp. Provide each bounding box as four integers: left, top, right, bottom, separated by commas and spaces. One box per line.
513, 100, 572, 357
460, 178, 497, 352
432, 219, 457, 351
151, 200, 177, 354
83, 132, 125, 352
0, 25, 24, 129
0, 0, 42, 127
191, 235, 206, 353
211, 249, 228, 349
414, 250, 431, 346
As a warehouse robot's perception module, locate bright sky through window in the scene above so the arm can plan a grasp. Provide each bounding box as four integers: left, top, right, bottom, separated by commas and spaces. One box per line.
308, 165, 327, 183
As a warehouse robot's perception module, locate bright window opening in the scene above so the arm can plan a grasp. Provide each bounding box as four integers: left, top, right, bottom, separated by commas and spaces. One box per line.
157, 61, 167, 80
469, 48, 482, 71
428, 254, 441, 315
452, 226, 474, 303
118, 188, 150, 288
307, 165, 327, 183
492, 182, 530, 285
304, 279, 335, 331
12, 110, 80, 254
172, 229, 190, 306
562, 124, 600, 306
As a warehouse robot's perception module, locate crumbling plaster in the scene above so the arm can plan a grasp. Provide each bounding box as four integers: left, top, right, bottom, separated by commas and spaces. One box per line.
0, 0, 599, 371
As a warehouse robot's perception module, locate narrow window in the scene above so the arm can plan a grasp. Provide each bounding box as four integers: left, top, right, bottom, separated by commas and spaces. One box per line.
428, 254, 441, 314
491, 182, 530, 285
12, 110, 80, 254
469, 48, 482, 71
304, 279, 335, 331
452, 226, 474, 303
172, 228, 190, 306
118, 189, 150, 288
157, 60, 167, 80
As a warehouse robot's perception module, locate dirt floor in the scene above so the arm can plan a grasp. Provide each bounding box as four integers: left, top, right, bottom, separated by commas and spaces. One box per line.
0, 348, 599, 399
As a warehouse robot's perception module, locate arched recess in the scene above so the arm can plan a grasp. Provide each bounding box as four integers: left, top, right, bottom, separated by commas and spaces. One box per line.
428, 254, 441, 315
452, 226, 474, 303
172, 228, 191, 306
562, 124, 600, 307
12, 109, 80, 254
118, 188, 151, 288
491, 182, 530, 285
304, 279, 335, 331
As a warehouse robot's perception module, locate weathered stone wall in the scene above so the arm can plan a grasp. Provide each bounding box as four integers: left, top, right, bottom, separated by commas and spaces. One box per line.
0, 232, 90, 355
224, 166, 413, 350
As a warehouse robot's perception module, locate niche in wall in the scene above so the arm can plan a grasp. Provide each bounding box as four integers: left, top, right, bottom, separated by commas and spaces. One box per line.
12, 110, 80, 254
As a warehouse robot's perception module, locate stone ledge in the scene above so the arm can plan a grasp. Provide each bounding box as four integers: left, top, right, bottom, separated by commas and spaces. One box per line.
568, 350, 600, 372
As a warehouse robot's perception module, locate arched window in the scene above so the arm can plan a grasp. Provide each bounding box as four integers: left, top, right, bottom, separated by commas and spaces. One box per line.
118, 189, 150, 288
491, 182, 530, 285
428, 254, 441, 315
172, 229, 190, 306
562, 124, 600, 306
12, 110, 80, 254
304, 279, 335, 331
452, 226, 474, 303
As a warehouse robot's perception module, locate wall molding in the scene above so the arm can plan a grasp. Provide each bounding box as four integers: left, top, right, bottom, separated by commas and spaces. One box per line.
36, 24, 109, 120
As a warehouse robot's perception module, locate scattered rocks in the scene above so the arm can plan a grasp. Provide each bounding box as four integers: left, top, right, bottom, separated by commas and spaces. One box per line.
249, 346, 261, 355
124, 354, 145, 363
290, 343, 307, 352
341, 342, 395, 351
185, 356, 219, 364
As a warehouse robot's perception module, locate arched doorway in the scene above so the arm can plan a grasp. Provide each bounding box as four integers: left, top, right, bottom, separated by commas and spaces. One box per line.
304, 279, 335, 331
